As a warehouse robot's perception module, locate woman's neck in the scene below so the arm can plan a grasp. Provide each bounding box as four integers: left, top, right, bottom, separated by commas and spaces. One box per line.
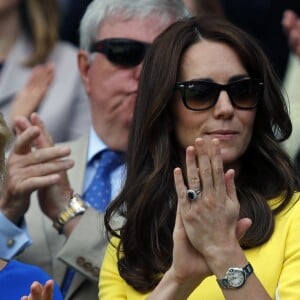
0, 8, 21, 62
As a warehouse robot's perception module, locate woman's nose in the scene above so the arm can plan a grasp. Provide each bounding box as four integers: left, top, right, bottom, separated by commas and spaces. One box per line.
212, 90, 234, 118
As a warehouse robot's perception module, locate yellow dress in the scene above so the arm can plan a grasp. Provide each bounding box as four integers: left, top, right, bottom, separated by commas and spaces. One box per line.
99, 193, 300, 299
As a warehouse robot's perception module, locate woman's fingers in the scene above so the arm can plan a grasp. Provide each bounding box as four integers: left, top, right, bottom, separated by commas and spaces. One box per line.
224, 169, 236, 200
236, 218, 252, 240
174, 167, 187, 206
21, 280, 54, 300
210, 139, 226, 197
195, 138, 213, 192
41, 280, 54, 300
186, 146, 201, 192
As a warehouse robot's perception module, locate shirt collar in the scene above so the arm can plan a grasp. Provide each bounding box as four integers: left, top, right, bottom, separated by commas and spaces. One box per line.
87, 127, 108, 163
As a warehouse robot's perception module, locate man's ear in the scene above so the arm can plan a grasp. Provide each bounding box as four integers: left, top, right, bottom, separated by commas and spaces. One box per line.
78, 50, 91, 95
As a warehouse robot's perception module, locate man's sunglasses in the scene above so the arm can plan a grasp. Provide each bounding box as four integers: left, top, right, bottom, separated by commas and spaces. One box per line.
90, 38, 151, 67
175, 78, 264, 111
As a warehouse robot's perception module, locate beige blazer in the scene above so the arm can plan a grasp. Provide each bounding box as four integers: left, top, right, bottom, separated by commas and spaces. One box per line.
0, 33, 91, 143
16, 135, 108, 299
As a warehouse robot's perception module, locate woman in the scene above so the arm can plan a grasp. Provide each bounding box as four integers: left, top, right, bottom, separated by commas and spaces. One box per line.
100, 17, 300, 299
0, 0, 90, 142
0, 113, 62, 299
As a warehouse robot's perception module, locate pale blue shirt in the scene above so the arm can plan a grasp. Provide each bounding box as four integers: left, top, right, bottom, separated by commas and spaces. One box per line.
0, 126, 126, 259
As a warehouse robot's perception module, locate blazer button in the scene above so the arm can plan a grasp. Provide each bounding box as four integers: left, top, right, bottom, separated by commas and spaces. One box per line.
92, 267, 100, 277
76, 256, 85, 266
83, 262, 92, 271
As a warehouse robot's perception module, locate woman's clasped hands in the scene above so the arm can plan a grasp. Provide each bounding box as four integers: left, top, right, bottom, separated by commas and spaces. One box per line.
172, 138, 252, 288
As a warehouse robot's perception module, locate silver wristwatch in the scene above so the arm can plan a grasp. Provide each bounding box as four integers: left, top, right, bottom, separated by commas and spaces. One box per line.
217, 262, 253, 289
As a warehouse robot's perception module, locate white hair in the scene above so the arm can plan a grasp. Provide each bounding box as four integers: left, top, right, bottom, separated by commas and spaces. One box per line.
79, 0, 188, 51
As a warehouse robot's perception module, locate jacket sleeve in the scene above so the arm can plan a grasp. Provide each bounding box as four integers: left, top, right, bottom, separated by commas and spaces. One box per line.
57, 207, 106, 282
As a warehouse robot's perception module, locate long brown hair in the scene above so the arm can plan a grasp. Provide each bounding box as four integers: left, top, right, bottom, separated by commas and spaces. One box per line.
20, 0, 59, 66
105, 16, 299, 292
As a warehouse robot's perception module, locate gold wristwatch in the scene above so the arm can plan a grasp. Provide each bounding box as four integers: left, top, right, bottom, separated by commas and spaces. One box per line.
53, 193, 87, 234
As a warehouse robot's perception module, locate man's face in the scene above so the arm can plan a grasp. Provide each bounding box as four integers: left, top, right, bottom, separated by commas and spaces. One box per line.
79, 14, 174, 151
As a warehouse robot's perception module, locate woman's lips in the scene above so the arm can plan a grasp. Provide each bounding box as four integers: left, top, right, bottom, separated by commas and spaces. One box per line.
206, 130, 239, 140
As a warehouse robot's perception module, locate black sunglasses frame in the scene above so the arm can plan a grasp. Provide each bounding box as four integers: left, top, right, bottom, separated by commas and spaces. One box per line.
175, 78, 264, 111
89, 38, 150, 67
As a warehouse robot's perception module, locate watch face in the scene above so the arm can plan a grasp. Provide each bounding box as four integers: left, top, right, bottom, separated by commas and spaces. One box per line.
226, 268, 245, 287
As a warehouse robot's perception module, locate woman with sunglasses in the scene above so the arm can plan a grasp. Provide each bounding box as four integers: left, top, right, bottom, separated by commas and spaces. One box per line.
100, 16, 300, 299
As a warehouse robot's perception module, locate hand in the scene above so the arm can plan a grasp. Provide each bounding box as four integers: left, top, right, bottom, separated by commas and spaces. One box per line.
0, 114, 73, 225
21, 280, 54, 300
170, 197, 211, 290
10, 63, 54, 128
282, 10, 300, 56
174, 138, 251, 276
26, 114, 75, 223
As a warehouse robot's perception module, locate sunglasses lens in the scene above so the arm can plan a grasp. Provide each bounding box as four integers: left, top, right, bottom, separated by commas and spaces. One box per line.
91, 39, 150, 67
229, 80, 262, 108
107, 41, 147, 67
183, 83, 218, 110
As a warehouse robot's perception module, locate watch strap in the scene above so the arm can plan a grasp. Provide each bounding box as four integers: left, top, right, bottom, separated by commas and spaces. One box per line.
53, 193, 87, 234
243, 263, 254, 277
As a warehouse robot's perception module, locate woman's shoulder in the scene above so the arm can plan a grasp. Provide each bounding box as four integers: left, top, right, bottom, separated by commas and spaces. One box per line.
287, 192, 300, 215
103, 236, 123, 263
108, 236, 122, 251
270, 191, 300, 217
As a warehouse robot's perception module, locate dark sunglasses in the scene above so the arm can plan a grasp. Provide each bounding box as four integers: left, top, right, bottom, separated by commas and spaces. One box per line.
90, 38, 151, 67
175, 78, 264, 111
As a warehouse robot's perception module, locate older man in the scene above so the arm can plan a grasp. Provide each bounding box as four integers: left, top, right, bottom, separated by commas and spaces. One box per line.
0, 0, 187, 299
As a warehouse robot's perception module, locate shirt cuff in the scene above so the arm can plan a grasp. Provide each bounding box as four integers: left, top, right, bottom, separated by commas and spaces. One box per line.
0, 211, 32, 259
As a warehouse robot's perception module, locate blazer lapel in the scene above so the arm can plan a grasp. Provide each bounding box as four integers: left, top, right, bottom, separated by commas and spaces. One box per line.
65, 272, 87, 300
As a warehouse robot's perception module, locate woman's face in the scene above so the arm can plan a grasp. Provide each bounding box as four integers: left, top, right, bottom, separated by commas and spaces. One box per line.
173, 40, 256, 168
